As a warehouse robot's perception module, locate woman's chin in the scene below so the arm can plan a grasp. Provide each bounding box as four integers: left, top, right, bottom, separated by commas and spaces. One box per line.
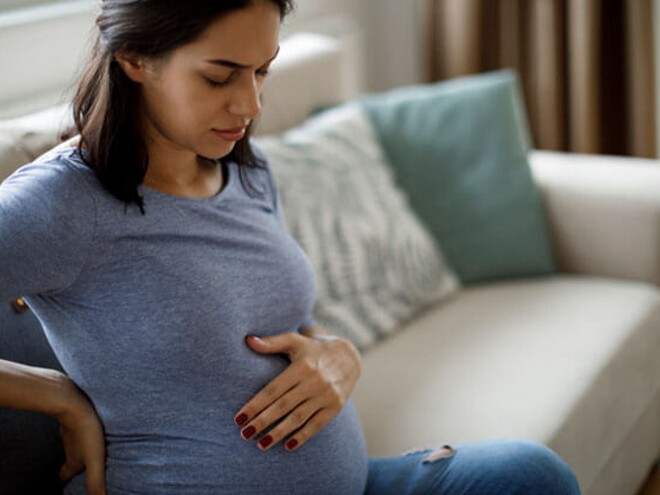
201, 141, 237, 161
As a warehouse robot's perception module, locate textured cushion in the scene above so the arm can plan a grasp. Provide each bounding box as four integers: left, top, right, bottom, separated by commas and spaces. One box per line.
0, 300, 65, 495
361, 69, 556, 284
352, 275, 660, 494
0, 104, 71, 182
256, 104, 459, 351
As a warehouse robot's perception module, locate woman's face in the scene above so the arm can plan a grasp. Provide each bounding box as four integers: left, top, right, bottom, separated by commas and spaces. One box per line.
118, 1, 281, 161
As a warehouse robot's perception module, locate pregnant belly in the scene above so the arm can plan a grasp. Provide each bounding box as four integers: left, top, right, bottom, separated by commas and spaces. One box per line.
65, 400, 368, 495
65, 346, 369, 495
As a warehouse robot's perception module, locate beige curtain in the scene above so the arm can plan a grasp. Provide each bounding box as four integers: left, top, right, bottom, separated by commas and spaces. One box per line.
424, 0, 657, 158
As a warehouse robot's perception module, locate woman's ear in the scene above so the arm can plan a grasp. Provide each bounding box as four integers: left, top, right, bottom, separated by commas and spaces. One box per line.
113, 51, 147, 83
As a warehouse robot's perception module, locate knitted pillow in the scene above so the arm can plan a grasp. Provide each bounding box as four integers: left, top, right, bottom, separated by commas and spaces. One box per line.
256, 104, 459, 351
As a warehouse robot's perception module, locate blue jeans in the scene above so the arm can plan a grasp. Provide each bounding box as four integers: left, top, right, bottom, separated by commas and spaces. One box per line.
365, 439, 581, 495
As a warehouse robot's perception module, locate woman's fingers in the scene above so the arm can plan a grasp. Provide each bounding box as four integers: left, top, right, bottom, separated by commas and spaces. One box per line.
280, 408, 336, 451
234, 359, 307, 427
240, 332, 361, 451
58, 456, 106, 495
58, 458, 82, 482
238, 362, 343, 449
255, 399, 316, 449
56, 396, 107, 494
253, 400, 333, 451
239, 381, 309, 441
85, 457, 107, 495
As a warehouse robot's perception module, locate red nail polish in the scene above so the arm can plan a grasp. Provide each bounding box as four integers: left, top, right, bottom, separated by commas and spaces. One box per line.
285, 439, 298, 450
259, 435, 273, 449
242, 425, 256, 440
235, 413, 248, 426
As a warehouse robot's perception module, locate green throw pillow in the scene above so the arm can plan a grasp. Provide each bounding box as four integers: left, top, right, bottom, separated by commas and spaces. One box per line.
360, 69, 556, 283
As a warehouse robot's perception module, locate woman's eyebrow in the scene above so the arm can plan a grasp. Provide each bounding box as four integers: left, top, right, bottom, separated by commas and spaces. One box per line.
204, 45, 281, 69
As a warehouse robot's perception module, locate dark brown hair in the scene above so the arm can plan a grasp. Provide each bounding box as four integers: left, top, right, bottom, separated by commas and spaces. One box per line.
71, 0, 294, 215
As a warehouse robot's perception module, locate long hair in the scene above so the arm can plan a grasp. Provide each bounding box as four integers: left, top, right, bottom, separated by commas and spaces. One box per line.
71, 0, 294, 215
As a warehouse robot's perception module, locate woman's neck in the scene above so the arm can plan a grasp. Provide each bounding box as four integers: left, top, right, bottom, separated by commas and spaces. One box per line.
62, 134, 224, 199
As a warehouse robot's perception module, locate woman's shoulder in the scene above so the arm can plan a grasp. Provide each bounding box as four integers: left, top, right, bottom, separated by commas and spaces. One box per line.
10, 136, 93, 180
1, 140, 97, 211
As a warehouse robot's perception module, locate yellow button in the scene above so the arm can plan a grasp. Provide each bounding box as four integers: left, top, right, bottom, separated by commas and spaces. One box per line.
11, 298, 28, 313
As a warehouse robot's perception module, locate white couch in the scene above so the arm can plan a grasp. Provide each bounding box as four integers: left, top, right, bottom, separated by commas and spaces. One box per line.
1, 11, 660, 495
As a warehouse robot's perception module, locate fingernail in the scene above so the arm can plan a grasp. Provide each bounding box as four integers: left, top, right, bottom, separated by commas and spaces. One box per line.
285, 439, 298, 450
245, 334, 263, 343
235, 413, 248, 426
259, 435, 273, 449
242, 425, 256, 440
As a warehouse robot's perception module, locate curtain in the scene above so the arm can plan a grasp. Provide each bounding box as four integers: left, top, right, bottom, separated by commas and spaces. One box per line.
425, 0, 657, 158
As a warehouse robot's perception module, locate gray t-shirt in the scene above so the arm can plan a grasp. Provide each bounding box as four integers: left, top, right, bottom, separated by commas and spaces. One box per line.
0, 143, 368, 494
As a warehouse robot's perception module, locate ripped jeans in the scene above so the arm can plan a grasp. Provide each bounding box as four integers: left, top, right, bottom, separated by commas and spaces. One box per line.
365, 439, 581, 495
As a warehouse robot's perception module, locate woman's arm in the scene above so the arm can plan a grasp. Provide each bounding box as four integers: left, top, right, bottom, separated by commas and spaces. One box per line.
0, 359, 107, 495
0, 159, 96, 301
0, 359, 74, 415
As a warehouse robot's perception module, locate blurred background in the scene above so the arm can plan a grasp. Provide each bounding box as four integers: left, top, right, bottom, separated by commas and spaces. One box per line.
0, 0, 657, 158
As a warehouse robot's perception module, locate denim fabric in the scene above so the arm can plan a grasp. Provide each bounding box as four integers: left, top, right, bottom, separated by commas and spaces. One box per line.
366, 439, 580, 495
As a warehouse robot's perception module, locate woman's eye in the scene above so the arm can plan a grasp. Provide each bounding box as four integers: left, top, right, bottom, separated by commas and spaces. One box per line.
204, 69, 268, 88
204, 77, 229, 88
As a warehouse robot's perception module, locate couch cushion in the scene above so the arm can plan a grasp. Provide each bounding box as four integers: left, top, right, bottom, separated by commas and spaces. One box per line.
0, 300, 65, 494
352, 275, 660, 493
256, 104, 459, 350
0, 103, 71, 182
361, 70, 556, 284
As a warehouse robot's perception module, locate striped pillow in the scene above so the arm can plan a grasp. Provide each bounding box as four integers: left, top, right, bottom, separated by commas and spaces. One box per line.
256, 104, 460, 351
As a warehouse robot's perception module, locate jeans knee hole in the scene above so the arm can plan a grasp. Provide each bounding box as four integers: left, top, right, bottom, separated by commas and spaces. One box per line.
402, 445, 434, 456
422, 445, 454, 463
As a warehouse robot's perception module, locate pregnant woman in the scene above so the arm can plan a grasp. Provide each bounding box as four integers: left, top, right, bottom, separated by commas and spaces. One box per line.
0, 1, 581, 493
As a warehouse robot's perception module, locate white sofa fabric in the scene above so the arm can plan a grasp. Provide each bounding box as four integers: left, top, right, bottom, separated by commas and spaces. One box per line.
353, 275, 660, 495
531, 150, 660, 286
350, 149, 660, 495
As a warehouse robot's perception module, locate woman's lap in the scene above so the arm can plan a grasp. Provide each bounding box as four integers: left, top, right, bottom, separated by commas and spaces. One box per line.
365, 439, 581, 495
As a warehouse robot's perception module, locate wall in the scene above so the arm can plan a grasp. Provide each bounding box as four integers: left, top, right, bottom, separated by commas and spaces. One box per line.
0, 0, 426, 117
0, 0, 97, 117
283, 0, 426, 92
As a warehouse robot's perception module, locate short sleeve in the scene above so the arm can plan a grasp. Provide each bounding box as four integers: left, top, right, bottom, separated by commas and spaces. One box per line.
0, 157, 96, 301
250, 140, 318, 331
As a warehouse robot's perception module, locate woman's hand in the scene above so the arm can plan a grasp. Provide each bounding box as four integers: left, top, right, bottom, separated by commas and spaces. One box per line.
53, 379, 107, 495
234, 330, 362, 452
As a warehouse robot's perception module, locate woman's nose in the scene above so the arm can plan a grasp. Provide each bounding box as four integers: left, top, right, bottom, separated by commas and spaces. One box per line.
227, 78, 262, 119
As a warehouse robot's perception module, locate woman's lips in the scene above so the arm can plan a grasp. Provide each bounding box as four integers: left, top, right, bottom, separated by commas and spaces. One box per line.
212, 127, 246, 141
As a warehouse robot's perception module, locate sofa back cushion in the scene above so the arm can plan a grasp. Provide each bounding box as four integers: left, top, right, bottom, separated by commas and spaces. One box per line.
0, 104, 72, 182
361, 69, 556, 284
256, 104, 460, 351
0, 300, 65, 495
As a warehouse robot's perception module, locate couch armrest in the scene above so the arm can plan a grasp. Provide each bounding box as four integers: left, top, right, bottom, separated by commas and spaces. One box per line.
529, 150, 660, 286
